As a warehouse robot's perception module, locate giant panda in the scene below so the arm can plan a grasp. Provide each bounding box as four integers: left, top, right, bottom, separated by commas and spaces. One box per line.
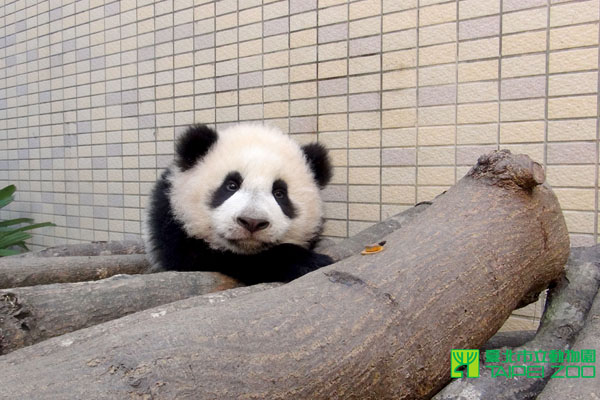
143, 123, 334, 284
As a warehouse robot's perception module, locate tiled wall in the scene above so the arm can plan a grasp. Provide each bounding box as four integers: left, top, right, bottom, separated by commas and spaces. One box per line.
0, 0, 598, 249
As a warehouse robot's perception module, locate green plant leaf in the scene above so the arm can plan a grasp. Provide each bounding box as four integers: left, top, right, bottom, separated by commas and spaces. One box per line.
0, 231, 32, 249
0, 230, 31, 242
0, 185, 16, 200
11, 221, 55, 233
0, 195, 14, 210
0, 185, 54, 257
0, 185, 16, 210
0, 248, 22, 256
0, 218, 35, 227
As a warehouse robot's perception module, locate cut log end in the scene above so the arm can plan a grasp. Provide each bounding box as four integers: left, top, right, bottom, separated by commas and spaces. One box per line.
468, 150, 545, 190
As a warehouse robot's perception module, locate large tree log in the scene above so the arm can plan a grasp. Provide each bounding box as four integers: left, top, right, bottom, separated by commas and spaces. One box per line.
0, 271, 240, 355
10, 240, 145, 258
434, 245, 600, 399
0, 150, 569, 399
0, 283, 283, 361
0, 254, 150, 289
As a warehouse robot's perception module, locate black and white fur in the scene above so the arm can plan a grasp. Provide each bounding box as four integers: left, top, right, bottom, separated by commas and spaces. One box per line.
143, 123, 333, 284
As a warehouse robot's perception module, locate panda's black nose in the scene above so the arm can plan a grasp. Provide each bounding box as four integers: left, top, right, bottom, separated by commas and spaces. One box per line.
237, 217, 270, 233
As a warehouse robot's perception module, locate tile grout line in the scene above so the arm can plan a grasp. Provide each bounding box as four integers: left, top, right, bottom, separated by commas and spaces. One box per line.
290, 1, 292, 136
134, 0, 140, 243
344, 2, 350, 238
379, 0, 383, 222
454, 0, 458, 184
213, 6, 218, 127
497, 0, 503, 153
152, 0, 159, 242
415, 2, 420, 206
596, 1, 600, 244
237, 2, 241, 125
544, 0, 550, 171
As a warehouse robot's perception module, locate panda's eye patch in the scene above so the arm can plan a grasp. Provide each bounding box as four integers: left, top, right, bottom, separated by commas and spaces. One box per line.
210, 171, 243, 209
272, 179, 297, 219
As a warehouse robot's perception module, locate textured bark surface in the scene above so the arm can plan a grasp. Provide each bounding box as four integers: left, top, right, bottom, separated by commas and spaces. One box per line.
0, 271, 240, 355
317, 201, 431, 262
9, 240, 145, 258
0, 151, 569, 399
434, 245, 600, 400
0, 254, 150, 289
537, 245, 600, 400
481, 330, 536, 351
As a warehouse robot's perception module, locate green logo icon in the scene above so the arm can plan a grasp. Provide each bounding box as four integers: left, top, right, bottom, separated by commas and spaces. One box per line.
451, 349, 480, 378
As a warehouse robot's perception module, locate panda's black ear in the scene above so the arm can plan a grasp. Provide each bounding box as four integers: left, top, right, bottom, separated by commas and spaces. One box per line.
301, 143, 332, 188
175, 124, 218, 171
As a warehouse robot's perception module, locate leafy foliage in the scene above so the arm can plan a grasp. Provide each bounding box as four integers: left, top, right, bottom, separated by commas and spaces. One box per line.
0, 185, 55, 256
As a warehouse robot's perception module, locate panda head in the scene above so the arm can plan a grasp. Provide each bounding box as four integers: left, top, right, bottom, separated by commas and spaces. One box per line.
168, 124, 332, 255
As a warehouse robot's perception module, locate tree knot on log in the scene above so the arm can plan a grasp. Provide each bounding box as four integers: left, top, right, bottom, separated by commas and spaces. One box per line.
324, 270, 365, 287
0, 293, 31, 323
467, 150, 545, 190
324, 270, 398, 307
0, 292, 34, 354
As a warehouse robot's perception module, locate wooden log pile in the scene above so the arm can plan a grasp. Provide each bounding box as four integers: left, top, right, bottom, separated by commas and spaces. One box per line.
0, 150, 590, 399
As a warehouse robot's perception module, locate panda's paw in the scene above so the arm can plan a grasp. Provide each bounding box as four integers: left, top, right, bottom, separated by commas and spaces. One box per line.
312, 252, 334, 268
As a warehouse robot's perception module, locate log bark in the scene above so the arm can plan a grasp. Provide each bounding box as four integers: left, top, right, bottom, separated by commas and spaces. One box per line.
536, 245, 600, 400
481, 330, 536, 351
9, 240, 145, 258
0, 254, 151, 289
317, 201, 431, 262
0, 150, 569, 399
537, 293, 600, 399
0, 271, 241, 355
0, 283, 283, 378
434, 245, 600, 399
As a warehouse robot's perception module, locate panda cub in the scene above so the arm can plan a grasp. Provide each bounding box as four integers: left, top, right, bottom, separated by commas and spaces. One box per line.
143, 123, 334, 284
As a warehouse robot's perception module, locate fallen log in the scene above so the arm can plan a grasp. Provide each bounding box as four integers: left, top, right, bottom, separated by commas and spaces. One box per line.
0, 280, 535, 366
0, 254, 150, 289
0, 271, 241, 355
9, 240, 145, 258
0, 150, 569, 399
0, 282, 283, 360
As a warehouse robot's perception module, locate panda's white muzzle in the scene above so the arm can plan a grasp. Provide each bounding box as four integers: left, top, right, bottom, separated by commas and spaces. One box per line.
210, 190, 291, 254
